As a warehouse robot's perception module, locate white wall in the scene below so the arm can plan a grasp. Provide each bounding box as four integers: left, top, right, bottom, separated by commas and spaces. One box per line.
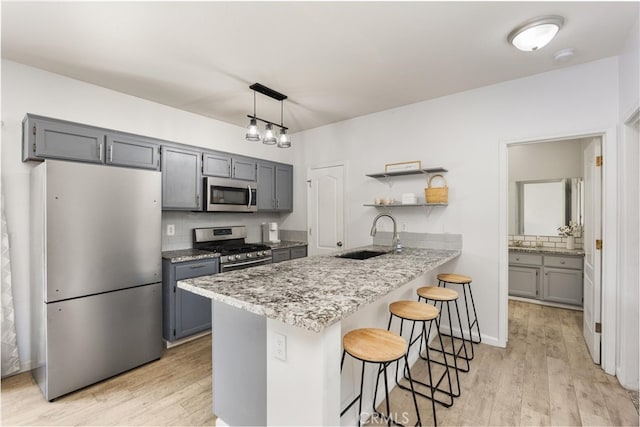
616, 17, 640, 390
292, 57, 621, 347
0, 59, 300, 372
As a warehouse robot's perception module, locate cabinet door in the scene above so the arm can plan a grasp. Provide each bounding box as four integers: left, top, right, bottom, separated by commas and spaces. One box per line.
257, 162, 276, 211
203, 152, 231, 177
508, 266, 539, 299
543, 267, 583, 306
290, 246, 308, 260
275, 164, 293, 211
161, 146, 202, 210
175, 288, 212, 339
30, 117, 106, 164
272, 249, 291, 263
232, 158, 257, 181
106, 134, 160, 170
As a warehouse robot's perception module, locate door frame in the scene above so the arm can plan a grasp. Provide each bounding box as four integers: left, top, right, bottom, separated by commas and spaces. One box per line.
306, 161, 348, 256
499, 126, 617, 375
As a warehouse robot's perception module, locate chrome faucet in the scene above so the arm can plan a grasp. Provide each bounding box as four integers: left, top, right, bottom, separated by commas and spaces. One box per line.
370, 213, 402, 253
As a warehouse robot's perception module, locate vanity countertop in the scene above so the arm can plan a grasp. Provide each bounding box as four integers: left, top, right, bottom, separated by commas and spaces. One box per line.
509, 246, 585, 256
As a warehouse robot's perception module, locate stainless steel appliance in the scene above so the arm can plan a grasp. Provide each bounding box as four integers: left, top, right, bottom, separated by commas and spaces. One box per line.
203, 177, 257, 212
193, 226, 272, 272
30, 160, 162, 401
261, 222, 280, 243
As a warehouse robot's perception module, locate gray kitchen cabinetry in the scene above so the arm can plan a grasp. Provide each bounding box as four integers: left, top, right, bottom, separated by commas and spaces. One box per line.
106, 134, 160, 170
23, 114, 161, 170
543, 256, 583, 306
257, 161, 293, 212
509, 251, 583, 306
203, 151, 257, 181
162, 258, 218, 341
272, 245, 308, 263
161, 145, 202, 210
23, 114, 106, 164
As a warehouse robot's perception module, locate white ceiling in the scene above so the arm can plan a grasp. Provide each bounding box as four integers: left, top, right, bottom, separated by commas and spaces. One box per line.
2, 2, 638, 133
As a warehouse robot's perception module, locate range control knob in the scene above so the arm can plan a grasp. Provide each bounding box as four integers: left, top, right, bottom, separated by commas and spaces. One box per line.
246, 253, 253, 258
228, 255, 236, 261
257, 251, 264, 256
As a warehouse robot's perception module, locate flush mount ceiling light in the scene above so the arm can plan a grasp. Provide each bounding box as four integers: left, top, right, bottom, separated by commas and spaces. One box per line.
245, 83, 291, 148
508, 15, 564, 51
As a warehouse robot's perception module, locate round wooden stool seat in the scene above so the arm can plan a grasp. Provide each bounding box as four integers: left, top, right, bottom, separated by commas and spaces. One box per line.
389, 300, 439, 322
437, 273, 472, 284
417, 286, 459, 301
343, 328, 407, 363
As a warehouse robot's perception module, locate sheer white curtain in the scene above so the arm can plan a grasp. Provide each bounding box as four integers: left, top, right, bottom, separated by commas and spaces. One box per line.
1, 192, 20, 377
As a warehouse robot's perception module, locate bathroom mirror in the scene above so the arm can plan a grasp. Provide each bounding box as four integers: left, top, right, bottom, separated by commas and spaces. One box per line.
509, 178, 583, 236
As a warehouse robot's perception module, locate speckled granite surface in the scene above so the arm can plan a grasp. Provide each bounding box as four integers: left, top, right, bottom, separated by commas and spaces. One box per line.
509, 246, 585, 256
162, 248, 220, 263
263, 241, 307, 250
178, 245, 460, 333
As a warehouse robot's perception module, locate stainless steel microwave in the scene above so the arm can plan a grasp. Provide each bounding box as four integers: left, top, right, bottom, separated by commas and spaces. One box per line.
204, 177, 257, 212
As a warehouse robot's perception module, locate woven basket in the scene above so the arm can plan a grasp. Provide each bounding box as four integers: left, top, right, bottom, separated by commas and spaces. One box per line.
425, 174, 448, 204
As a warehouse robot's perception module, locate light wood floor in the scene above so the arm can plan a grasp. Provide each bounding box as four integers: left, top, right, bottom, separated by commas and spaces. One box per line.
2, 301, 638, 426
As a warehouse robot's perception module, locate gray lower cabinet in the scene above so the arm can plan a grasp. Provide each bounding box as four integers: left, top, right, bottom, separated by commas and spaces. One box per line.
272, 245, 308, 263
23, 114, 106, 163
106, 134, 160, 170
161, 145, 202, 210
257, 161, 293, 212
162, 258, 218, 341
509, 251, 583, 306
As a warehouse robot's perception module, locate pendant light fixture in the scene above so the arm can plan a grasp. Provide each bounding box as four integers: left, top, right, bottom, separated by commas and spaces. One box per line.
508, 15, 564, 51
245, 83, 291, 148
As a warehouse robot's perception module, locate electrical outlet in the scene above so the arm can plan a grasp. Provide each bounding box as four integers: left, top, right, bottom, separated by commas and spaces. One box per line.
401, 223, 407, 232
167, 224, 175, 236
274, 333, 287, 361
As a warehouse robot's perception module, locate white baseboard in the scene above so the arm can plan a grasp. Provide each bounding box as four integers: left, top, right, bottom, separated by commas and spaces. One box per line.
438, 324, 502, 348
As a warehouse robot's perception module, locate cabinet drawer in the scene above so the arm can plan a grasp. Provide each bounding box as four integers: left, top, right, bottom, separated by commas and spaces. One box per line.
544, 255, 582, 270
175, 260, 218, 280
509, 253, 543, 266
290, 246, 307, 260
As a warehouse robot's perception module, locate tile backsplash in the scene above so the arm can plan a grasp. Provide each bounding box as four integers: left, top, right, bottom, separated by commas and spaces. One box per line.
508, 234, 583, 249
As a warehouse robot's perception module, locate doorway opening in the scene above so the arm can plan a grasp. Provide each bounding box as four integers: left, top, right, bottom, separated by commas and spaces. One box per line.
506, 134, 604, 366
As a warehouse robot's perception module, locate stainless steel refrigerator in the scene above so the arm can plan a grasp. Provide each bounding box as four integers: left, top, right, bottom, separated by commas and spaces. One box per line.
30, 160, 163, 401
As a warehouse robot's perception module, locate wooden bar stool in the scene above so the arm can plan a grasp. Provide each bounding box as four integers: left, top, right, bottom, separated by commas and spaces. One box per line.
438, 273, 481, 358
341, 328, 422, 427
417, 286, 470, 397
386, 300, 454, 425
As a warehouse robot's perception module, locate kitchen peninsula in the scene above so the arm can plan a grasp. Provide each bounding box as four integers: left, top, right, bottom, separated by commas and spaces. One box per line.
179, 245, 460, 426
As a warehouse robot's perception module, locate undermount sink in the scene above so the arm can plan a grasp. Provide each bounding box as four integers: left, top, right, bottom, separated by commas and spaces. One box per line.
336, 250, 389, 260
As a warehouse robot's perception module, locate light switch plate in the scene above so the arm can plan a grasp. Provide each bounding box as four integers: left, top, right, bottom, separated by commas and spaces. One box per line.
274, 333, 286, 361
167, 224, 175, 236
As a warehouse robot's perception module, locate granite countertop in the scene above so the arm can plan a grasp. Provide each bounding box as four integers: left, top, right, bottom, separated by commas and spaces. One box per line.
178, 245, 460, 333
509, 246, 585, 256
263, 241, 307, 250
162, 248, 220, 263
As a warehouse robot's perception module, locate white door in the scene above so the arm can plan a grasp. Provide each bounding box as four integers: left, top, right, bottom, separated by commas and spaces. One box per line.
307, 164, 345, 256
583, 138, 603, 364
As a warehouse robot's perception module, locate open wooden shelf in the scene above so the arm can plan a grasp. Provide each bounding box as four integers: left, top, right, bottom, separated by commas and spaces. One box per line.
365, 167, 447, 179
363, 203, 448, 207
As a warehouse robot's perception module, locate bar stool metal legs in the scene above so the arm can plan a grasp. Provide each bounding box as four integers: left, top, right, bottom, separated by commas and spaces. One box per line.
340, 328, 422, 427
438, 274, 481, 359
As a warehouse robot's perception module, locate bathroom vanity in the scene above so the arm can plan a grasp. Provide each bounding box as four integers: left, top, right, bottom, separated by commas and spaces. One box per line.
509, 248, 584, 307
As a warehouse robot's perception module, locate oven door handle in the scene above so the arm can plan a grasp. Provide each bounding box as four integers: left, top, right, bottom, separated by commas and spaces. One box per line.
223, 258, 270, 269
247, 184, 252, 210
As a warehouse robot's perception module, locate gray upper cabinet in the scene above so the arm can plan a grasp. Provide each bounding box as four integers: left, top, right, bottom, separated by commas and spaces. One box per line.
23, 114, 105, 164
232, 157, 257, 181
275, 164, 293, 211
106, 134, 160, 170
257, 161, 293, 212
257, 162, 276, 210
203, 152, 256, 181
203, 152, 231, 177
161, 145, 202, 210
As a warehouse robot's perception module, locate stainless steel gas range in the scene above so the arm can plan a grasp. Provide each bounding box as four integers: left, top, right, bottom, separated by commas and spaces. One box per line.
193, 226, 272, 273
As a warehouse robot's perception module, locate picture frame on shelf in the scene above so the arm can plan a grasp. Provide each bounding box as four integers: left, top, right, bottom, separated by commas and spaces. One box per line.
384, 160, 421, 174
